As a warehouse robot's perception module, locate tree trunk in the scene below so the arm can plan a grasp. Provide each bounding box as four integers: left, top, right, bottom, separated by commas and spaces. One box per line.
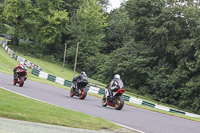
11, 36, 19, 46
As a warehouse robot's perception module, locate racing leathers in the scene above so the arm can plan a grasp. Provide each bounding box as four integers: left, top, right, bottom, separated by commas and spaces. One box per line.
13, 64, 25, 80
106, 78, 124, 100
72, 72, 88, 91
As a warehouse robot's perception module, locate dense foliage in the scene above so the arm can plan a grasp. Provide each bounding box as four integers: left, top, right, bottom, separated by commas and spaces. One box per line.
1, 0, 200, 114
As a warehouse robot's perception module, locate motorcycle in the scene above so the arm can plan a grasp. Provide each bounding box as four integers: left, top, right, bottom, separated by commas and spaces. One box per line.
13, 66, 27, 87
102, 88, 126, 110
70, 80, 88, 100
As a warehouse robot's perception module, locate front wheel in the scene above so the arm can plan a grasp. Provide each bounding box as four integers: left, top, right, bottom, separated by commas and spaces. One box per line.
114, 96, 124, 110
19, 76, 24, 87
70, 88, 75, 97
13, 80, 16, 85
79, 88, 87, 100
102, 95, 107, 107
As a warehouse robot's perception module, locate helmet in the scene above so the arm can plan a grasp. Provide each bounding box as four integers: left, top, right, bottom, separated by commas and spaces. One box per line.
114, 74, 120, 79
19, 62, 24, 66
81, 71, 86, 76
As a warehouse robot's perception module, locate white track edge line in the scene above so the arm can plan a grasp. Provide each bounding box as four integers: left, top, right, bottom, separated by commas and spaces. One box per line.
0, 86, 145, 133
114, 122, 146, 133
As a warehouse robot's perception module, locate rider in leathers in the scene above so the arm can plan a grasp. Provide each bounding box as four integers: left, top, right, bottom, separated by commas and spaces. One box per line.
72, 71, 88, 91
13, 62, 26, 81
106, 74, 124, 100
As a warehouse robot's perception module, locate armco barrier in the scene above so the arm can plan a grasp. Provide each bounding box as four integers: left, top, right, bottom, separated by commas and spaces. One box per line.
31, 69, 40, 77
98, 88, 105, 95
170, 109, 185, 115
1, 41, 43, 71
142, 101, 155, 108
30, 69, 200, 119
47, 74, 56, 82
123, 95, 130, 102
64, 80, 72, 87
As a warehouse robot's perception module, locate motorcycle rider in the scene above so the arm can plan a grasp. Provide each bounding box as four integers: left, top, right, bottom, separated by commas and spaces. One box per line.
72, 71, 88, 92
13, 62, 26, 81
105, 74, 124, 101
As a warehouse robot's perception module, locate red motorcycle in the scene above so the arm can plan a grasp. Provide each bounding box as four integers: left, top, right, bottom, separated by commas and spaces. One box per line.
70, 80, 88, 100
102, 88, 126, 110
13, 66, 27, 87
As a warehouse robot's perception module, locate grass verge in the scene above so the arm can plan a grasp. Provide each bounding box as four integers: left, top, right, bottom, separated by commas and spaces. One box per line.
0, 88, 119, 130
0, 37, 6, 41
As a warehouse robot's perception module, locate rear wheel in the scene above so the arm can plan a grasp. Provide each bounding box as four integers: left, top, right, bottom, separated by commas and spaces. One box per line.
19, 77, 24, 87
102, 95, 107, 107
70, 88, 75, 97
79, 88, 87, 100
114, 96, 124, 110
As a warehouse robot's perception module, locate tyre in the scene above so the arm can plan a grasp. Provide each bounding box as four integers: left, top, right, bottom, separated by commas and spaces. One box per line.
79, 88, 87, 100
13, 80, 16, 85
102, 95, 107, 107
114, 96, 124, 110
70, 88, 75, 97
19, 76, 24, 87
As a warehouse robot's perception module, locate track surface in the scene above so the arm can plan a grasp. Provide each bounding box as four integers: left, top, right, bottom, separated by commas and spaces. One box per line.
0, 72, 200, 133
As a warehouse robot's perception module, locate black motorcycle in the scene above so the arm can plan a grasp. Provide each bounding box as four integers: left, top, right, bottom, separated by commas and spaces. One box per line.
70, 80, 88, 100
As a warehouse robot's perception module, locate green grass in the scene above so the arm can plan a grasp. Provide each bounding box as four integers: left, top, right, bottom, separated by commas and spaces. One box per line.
0, 88, 119, 130
0, 46, 19, 74
15, 52, 106, 86
0, 46, 101, 90
0, 37, 4, 41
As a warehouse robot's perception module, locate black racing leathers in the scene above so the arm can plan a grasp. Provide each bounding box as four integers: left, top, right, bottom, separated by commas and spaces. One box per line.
72, 74, 88, 91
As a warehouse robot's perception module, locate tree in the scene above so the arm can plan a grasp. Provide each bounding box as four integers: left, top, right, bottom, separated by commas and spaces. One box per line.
36, 10, 69, 53
60, 0, 83, 17
97, 0, 109, 11
26, 0, 69, 54
0, 1, 6, 33
145, 0, 200, 112
125, 0, 165, 42
102, 4, 135, 53
3, 0, 34, 45
67, 0, 108, 72
97, 40, 156, 89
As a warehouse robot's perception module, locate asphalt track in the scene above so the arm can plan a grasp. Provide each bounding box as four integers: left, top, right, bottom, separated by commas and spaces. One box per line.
0, 72, 200, 133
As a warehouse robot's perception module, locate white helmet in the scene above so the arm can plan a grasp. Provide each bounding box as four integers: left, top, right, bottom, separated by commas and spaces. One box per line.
81, 71, 86, 76
114, 74, 120, 79
19, 62, 24, 66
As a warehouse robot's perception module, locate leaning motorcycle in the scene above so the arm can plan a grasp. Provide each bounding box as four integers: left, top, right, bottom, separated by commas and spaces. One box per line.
102, 88, 126, 110
70, 80, 88, 100
13, 66, 27, 87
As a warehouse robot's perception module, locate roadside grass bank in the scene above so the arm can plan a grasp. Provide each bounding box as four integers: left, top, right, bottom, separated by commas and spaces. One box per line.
9, 46, 105, 86
1, 46, 200, 122
0, 88, 120, 130
0, 45, 100, 90
0, 37, 5, 41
